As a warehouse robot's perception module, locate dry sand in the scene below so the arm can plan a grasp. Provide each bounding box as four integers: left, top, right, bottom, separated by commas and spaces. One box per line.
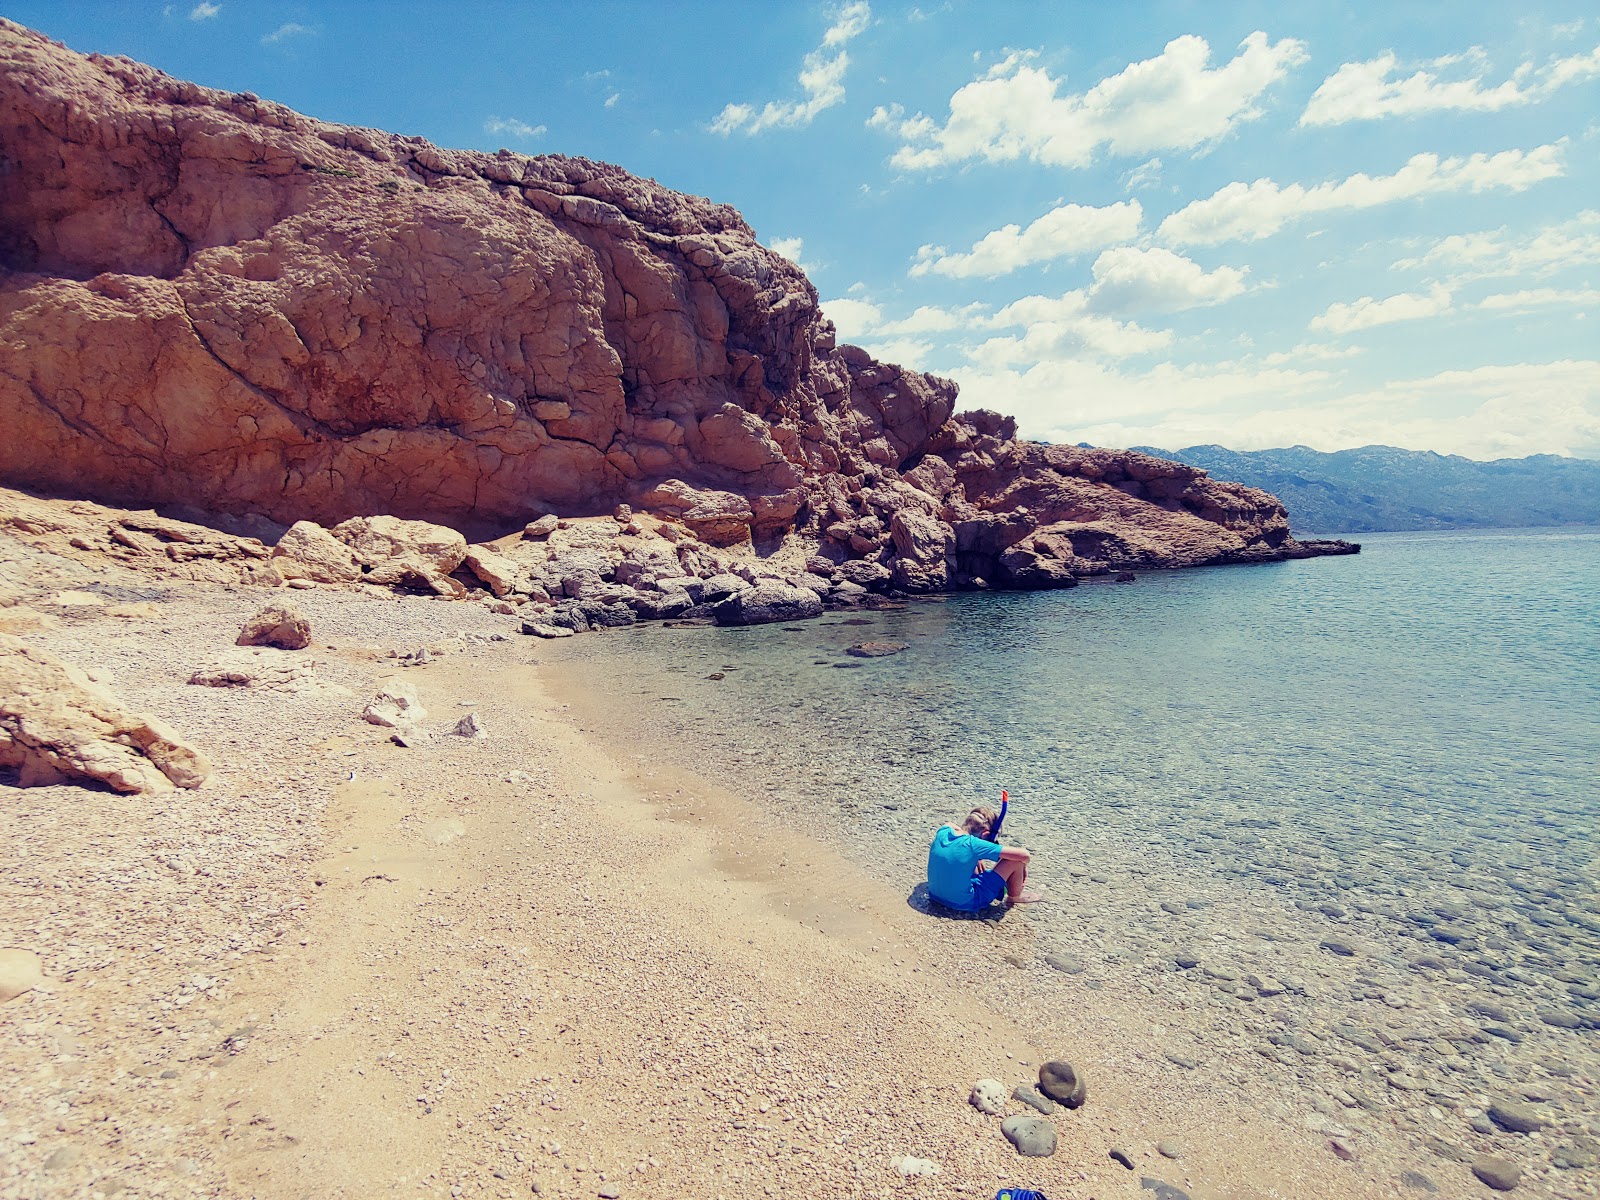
2, 542, 1451, 1198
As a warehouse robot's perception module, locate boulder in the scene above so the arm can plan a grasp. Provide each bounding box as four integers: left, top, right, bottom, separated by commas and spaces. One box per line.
235, 601, 311, 649
999, 1115, 1057, 1157
334, 515, 468, 575
698, 572, 751, 603
463, 546, 521, 597
0, 634, 210, 793
271, 520, 362, 583
639, 481, 753, 547
1038, 1060, 1087, 1109
362, 680, 426, 729
628, 588, 694, 620
520, 621, 574, 639
999, 547, 1080, 590
834, 559, 891, 589
712, 584, 823, 627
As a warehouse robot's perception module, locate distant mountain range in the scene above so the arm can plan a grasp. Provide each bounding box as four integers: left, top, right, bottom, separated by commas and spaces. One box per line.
1130, 444, 1600, 534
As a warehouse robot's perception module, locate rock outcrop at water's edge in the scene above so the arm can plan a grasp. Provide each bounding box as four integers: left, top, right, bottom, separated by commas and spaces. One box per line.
0, 21, 1356, 626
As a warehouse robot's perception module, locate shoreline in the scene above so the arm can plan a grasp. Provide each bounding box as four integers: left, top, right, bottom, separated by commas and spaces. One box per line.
0, 562, 1503, 1198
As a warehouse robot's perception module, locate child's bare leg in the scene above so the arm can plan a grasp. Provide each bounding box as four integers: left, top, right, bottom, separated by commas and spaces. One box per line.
996, 857, 1028, 899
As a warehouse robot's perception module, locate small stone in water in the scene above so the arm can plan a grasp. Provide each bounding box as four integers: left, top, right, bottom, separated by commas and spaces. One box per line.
1471, 1156, 1522, 1192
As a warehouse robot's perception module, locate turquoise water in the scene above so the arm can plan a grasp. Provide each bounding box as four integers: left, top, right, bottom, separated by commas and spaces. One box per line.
547, 527, 1600, 1178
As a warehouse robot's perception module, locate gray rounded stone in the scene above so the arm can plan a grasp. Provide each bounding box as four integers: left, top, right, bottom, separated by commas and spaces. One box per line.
1000, 1115, 1057, 1157
1012, 1084, 1057, 1115
1037, 1060, 1087, 1109
1489, 1100, 1549, 1134
1471, 1156, 1522, 1192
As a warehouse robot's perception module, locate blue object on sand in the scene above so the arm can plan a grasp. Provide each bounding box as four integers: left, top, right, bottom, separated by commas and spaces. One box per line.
995, 1189, 1048, 1200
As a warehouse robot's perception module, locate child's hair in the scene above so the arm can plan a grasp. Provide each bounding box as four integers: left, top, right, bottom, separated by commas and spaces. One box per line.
964, 805, 999, 836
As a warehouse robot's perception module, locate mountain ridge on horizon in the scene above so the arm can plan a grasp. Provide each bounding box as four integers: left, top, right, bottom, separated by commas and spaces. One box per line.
1132, 442, 1600, 534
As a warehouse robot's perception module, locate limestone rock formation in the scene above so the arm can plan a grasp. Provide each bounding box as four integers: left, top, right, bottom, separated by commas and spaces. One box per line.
0, 21, 1353, 604
0, 634, 211, 792
235, 601, 311, 649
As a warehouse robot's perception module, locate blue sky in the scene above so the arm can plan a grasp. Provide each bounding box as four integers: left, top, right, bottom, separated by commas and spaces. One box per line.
11, 1, 1600, 459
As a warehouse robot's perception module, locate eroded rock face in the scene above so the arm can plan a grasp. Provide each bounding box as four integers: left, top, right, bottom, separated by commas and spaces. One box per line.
0, 21, 1348, 595
0, 634, 211, 792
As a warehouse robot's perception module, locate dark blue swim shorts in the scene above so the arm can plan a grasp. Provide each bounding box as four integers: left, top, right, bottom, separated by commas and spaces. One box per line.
969, 868, 1007, 908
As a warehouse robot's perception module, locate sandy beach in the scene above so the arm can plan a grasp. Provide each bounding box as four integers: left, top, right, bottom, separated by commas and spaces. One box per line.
0, 528, 1449, 1200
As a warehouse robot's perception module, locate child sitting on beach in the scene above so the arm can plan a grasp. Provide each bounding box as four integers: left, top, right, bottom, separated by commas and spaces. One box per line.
926, 805, 1040, 911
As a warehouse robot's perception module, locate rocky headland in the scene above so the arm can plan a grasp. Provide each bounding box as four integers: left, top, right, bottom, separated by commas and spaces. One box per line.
0, 17, 1352, 642
0, 19, 1452, 1200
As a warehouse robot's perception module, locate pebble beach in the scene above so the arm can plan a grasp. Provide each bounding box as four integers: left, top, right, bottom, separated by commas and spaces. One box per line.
1, 537, 1434, 1200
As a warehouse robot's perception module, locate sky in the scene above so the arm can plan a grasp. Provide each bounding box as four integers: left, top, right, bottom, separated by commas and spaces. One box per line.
10, 2, 1600, 460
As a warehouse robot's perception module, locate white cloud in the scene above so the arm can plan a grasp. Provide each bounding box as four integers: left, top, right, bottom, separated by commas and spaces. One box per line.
880, 32, 1306, 170
484, 117, 547, 140
950, 357, 1600, 460
1311, 287, 1454, 334
768, 236, 819, 273
711, 2, 871, 135
821, 297, 884, 341
909, 200, 1142, 278
1395, 210, 1600, 279
1260, 342, 1364, 367
1313, 361, 1600, 459
977, 291, 1172, 361
1477, 287, 1600, 311
950, 357, 1330, 447
821, 298, 987, 342
605, 92, 621, 109
262, 22, 312, 46
1301, 44, 1600, 125
1086, 246, 1248, 313
855, 337, 937, 370
1159, 144, 1565, 245
189, 2, 219, 19
1123, 157, 1163, 191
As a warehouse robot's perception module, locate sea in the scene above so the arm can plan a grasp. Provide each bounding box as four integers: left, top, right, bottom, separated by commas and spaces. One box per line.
544, 526, 1600, 1179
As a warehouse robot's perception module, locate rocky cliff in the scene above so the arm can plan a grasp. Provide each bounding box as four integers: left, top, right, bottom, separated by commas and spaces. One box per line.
0, 20, 1350, 602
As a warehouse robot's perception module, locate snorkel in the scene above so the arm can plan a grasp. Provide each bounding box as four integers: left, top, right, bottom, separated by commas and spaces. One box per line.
991, 789, 1009, 840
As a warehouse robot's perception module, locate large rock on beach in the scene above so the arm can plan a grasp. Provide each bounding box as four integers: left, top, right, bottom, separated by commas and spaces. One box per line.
712, 583, 822, 626
0, 634, 210, 792
999, 1114, 1057, 1157
1038, 1059, 1088, 1109
235, 601, 311, 649
363, 680, 426, 729
0, 19, 1349, 597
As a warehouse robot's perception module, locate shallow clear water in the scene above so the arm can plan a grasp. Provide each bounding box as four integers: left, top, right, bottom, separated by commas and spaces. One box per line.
547, 526, 1600, 1173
